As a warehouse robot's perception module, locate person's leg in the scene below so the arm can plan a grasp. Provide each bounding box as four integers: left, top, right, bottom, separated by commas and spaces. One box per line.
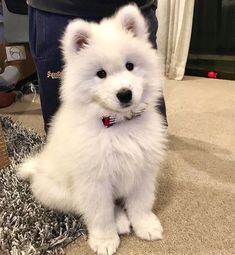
28, 7, 72, 132
28, 7, 104, 132
142, 7, 158, 49
143, 7, 168, 125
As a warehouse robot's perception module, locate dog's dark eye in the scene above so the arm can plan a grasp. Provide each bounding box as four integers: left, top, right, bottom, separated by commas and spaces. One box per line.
96, 69, 107, 79
126, 62, 134, 71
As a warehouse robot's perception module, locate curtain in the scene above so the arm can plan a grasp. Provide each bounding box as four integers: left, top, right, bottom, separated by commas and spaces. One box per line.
157, 0, 195, 80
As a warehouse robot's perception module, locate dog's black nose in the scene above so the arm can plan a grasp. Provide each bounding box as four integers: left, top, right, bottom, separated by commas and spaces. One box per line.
116, 89, 132, 104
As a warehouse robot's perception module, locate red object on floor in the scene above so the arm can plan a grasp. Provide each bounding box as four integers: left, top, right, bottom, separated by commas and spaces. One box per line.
207, 71, 218, 78
0, 92, 16, 108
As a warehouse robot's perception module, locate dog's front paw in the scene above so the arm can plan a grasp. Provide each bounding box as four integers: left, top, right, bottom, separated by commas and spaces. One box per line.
89, 233, 120, 255
115, 208, 131, 235
132, 213, 163, 240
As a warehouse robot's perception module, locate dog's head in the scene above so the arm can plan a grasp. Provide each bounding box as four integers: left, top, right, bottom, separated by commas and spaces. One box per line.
61, 5, 163, 117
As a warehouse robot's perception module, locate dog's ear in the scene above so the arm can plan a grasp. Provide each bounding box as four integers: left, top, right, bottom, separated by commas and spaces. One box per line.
115, 4, 148, 39
61, 19, 91, 57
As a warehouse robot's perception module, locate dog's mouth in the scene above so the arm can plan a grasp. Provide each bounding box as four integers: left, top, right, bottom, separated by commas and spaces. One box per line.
98, 100, 134, 114
120, 102, 132, 109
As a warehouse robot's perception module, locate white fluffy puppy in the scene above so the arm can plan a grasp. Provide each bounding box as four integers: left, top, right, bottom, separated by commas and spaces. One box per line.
17, 4, 166, 255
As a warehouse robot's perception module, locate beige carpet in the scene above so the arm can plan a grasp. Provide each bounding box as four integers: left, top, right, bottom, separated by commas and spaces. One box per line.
0, 76, 234, 255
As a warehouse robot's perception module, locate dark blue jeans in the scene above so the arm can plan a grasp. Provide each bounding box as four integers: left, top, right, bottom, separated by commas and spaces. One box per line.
29, 6, 166, 132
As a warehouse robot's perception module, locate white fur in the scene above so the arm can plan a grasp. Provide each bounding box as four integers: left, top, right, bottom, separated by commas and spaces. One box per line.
17, 5, 166, 255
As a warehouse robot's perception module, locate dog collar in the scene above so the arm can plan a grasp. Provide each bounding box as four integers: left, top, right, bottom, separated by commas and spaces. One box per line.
102, 117, 115, 128
101, 106, 147, 128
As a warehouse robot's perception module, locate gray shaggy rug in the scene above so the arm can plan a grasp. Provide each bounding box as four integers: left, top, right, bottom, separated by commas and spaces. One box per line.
0, 116, 86, 255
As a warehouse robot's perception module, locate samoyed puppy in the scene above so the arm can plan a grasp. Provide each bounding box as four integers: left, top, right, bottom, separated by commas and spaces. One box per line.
17, 4, 166, 255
